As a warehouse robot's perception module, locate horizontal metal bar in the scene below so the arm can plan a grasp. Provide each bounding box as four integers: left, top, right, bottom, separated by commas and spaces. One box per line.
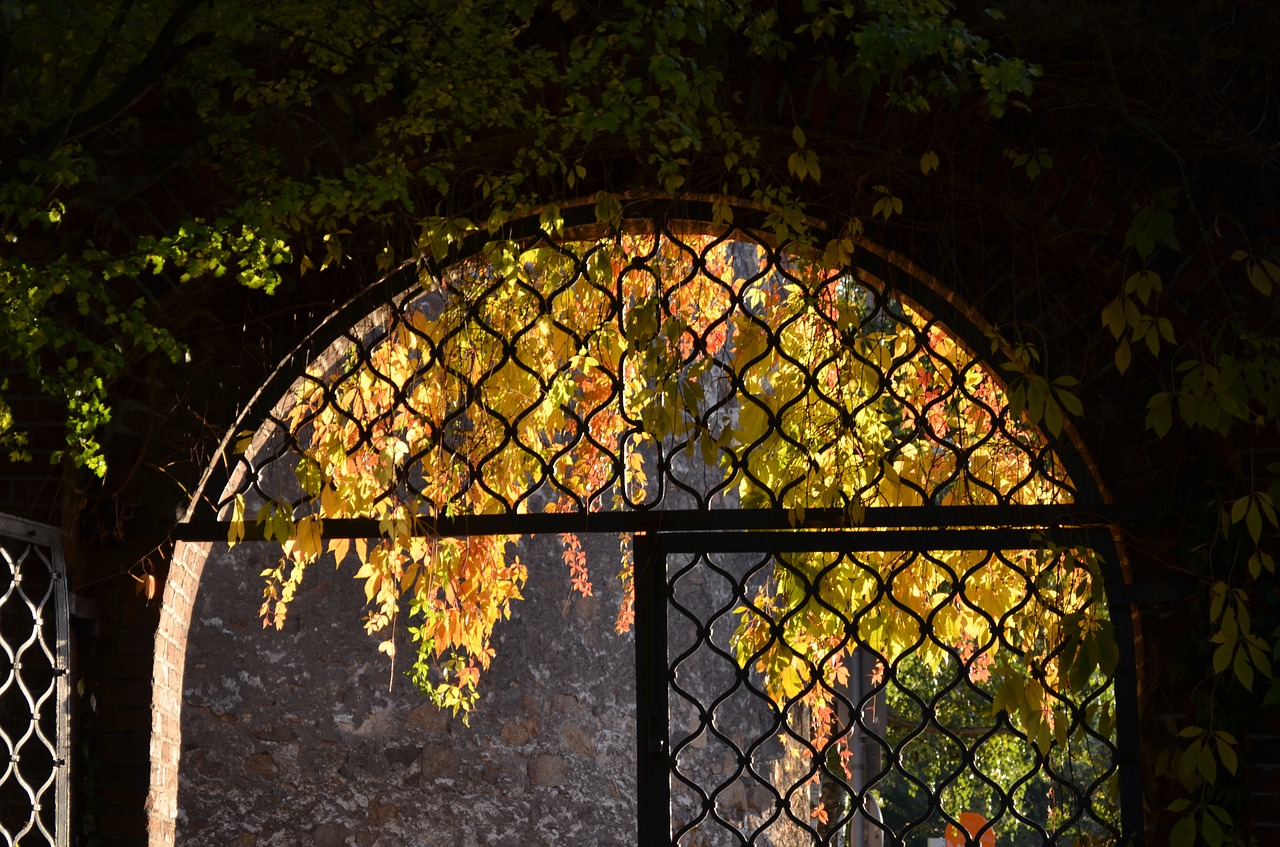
654, 527, 1113, 554
171, 503, 1145, 541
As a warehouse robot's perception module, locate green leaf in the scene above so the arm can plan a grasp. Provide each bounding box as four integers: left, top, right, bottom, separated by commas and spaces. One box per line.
1115, 339, 1132, 373
1259, 492, 1278, 528
1146, 392, 1173, 437
788, 151, 807, 181
1209, 582, 1228, 622
1247, 501, 1263, 543
1043, 396, 1063, 436
1213, 642, 1232, 674
1202, 809, 1224, 847
805, 150, 822, 183
920, 150, 939, 175
1216, 735, 1238, 775
1234, 647, 1255, 690
1055, 386, 1084, 416
1264, 677, 1280, 706
1125, 270, 1162, 304
1170, 814, 1195, 847
1230, 496, 1249, 525
1124, 194, 1180, 259
1199, 738, 1218, 783
1101, 298, 1126, 338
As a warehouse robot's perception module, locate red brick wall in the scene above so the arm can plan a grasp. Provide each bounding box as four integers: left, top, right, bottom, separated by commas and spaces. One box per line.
147, 540, 210, 847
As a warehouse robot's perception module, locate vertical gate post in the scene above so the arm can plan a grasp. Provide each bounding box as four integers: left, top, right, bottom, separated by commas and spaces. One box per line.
634, 531, 670, 844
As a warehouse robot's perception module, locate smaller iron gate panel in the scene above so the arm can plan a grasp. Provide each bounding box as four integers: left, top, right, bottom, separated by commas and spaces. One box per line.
0, 515, 69, 847
635, 530, 1141, 847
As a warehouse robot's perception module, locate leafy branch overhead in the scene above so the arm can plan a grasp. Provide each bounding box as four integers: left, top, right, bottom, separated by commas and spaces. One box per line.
0, 0, 1038, 473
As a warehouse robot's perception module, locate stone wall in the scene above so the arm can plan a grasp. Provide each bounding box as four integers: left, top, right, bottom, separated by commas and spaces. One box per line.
176, 532, 637, 846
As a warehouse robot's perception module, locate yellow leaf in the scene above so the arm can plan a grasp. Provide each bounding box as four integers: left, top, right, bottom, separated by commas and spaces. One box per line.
234, 430, 255, 454
228, 494, 246, 547
329, 536, 350, 566
321, 486, 341, 517
299, 514, 323, 557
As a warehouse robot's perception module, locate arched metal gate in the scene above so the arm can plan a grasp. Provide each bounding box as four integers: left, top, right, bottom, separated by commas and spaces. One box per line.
177, 207, 1144, 846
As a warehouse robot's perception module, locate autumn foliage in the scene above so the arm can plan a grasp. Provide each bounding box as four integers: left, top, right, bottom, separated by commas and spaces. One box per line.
230, 231, 1113, 747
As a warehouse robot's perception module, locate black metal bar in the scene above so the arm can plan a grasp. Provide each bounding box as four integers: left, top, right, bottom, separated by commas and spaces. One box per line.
651, 527, 1114, 554
633, 531, 671, 846
1099, 544, 1149, 847
172, 503, 1147, 542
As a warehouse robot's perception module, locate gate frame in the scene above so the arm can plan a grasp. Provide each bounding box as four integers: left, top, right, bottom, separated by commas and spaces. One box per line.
634, 526, 1144, 847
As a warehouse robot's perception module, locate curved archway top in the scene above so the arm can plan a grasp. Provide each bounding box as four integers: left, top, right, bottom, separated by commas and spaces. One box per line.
178, 204, 1114, 541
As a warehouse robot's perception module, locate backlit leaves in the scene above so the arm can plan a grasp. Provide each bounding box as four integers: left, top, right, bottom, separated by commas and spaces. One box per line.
254, 233, 1096, 720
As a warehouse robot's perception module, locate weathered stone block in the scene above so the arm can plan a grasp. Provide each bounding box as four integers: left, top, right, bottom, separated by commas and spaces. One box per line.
527, 754, 569, 786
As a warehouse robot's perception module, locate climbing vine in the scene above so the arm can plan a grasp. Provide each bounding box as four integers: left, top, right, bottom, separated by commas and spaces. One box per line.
227, 230, 1114, 807
1100, 190, 1280, 846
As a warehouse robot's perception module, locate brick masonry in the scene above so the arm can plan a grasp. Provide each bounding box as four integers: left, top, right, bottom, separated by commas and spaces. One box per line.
148, 540, 211, 847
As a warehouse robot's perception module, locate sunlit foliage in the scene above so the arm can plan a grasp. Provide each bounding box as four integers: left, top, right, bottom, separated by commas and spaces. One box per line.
230, 234, 1111, 760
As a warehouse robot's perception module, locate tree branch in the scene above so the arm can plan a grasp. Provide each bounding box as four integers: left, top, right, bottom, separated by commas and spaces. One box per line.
44, 0, 208, 154
0, 31, 11, 105
56, 0, 139, 139
4, 0, 211, 178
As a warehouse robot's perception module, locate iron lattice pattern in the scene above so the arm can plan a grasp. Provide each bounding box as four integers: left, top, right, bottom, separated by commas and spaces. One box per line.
225, 225, 1079, 521
0, 517, 68, 847
208, 223, 1136, 843
641, 537, 1123, 847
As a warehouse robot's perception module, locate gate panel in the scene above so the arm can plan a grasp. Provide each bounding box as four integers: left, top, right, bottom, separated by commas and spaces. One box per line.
636, 530, 1140, 847
0, 515, 69, 847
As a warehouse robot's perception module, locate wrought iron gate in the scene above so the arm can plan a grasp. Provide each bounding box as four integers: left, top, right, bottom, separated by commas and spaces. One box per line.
634, 528, 1141, 847
0, 515, 69, 847
177, 209, 1147, 845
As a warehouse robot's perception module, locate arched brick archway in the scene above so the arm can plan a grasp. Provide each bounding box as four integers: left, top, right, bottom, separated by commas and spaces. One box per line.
148, 204, 1146, 846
